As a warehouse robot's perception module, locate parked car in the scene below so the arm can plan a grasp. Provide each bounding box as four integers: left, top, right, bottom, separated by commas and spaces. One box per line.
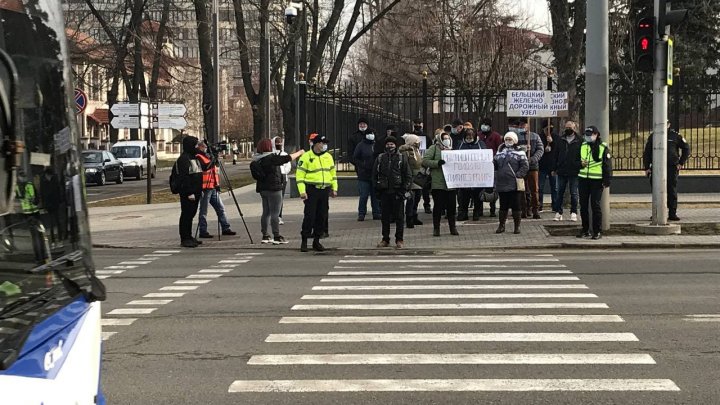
82, 150, 124, 185
110, 140, 157, 180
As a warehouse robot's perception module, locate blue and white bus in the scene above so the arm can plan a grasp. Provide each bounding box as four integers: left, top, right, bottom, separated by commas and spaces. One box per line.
0, 1, 106, 403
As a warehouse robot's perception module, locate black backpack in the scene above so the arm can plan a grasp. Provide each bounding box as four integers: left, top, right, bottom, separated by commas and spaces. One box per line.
249, 159, 266, 181
169, 162, 181, 194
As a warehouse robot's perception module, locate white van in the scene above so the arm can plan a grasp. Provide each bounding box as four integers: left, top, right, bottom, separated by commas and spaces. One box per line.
110, 140, 157, 180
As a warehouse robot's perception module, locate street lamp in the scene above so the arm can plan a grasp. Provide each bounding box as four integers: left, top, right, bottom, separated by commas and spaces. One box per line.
285, 2, 303, 149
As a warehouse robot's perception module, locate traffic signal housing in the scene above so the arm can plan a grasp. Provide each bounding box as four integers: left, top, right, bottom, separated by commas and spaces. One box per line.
636, 17, 655, 72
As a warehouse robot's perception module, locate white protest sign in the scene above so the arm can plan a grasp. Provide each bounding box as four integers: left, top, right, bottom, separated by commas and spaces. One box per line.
507, 90, 569, 118
441, 149, 495, 189
418, 136, 427, 151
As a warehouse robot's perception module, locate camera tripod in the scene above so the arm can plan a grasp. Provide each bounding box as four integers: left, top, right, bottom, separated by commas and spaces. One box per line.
194, 141, 254, 244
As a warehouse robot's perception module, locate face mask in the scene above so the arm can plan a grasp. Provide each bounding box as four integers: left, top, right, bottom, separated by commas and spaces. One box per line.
505, 141, 515, 147
465, 138, 474, 143
564, 129, 575, 137
414, 125, 422, 131
320, 144, 328, 152
365, 133, 375, 141
442, 139, 452, 148
275, 144, 282, 151
385, 146, 396, 153
584, 135, 597, 143
480, 125, 491, 133
359, 125, 368, 132
518, 128, 527, 135
450, 128, 457, 135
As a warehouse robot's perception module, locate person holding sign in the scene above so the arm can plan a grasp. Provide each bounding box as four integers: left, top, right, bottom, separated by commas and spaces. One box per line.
373, 136, 413, 249
509, 118, 544, 219
577, 126, 613, 240
422, 131, 459, 237
493, 132, 530, 234
457, 128, 487, 221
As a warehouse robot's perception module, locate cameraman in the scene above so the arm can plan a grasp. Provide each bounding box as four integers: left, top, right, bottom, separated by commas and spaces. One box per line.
196, 140, 236, 238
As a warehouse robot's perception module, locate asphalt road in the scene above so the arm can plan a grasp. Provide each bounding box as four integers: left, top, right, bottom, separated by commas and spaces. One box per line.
96, 248, 720, 404
85, 160, 249, 203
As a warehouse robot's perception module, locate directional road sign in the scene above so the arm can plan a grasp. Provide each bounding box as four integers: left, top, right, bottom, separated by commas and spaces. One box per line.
110, 103, 150, 116
153, 116, 187, 129
156, 103, 187, 116
111, 116, 151, 129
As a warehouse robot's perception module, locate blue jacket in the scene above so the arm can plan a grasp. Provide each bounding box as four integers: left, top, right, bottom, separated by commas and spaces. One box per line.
353, 140, 376, 181
494, 145, 530, 192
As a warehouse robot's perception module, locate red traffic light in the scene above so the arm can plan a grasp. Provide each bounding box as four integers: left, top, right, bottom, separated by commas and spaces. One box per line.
640, 37, 650, 51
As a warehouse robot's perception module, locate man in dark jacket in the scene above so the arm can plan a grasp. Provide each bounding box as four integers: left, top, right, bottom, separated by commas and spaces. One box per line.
538, 119, 560, 213
353, 128, 381, 221
512, 117, 544, 219
450, 118, 465, 149
176, 136, 207, 247
643, 121, 691, 221
372, 136, 413, 249
348, 117, 370, 163
552, 120, 582, 221
457, 128, 487, 221
477, 117, 503, 216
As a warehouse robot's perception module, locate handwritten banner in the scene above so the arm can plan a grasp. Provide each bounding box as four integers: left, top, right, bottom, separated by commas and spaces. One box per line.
441, 149, 495, 188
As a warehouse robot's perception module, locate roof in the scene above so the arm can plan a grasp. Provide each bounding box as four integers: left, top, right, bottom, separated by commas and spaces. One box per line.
87, 108, 109, 125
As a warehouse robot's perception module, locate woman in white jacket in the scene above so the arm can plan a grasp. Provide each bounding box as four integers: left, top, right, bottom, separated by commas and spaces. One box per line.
272, 136, 292, 224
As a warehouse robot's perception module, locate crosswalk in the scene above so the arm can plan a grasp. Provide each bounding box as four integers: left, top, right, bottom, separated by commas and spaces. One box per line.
228, 254, 680, 395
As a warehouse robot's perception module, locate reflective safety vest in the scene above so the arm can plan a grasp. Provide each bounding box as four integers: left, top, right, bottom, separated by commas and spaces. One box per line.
197, 154, 219, 190
578, 142, 607, 180
16, 182, 39, 214
296, 150, 338, 194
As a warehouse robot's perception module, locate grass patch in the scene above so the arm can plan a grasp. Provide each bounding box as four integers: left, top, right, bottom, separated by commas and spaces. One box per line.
88, 174, 255, 207
156, 159, 176, 169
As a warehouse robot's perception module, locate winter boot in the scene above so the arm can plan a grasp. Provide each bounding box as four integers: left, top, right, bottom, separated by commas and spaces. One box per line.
300, 237, 308, 252
449, 217, 459, 236
433, 216, 441, 237
513, 211, 522, 234
532, 208, 542, 220
406, 216, 415, 229
413, 215, 423, 225
495, 210, 508, 234
312, 238, 325, 252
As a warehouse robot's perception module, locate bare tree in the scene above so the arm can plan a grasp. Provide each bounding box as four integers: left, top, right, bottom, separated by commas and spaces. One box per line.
548, 0, 586, 122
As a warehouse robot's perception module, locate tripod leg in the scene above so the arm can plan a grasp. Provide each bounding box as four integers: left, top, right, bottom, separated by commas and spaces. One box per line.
217, 160, 254, 244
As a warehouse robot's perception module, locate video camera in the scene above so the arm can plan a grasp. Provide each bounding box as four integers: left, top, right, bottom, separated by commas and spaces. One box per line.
203, 140, 229, 155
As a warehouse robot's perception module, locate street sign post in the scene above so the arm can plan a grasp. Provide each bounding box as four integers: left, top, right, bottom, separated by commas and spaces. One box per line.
155, 103, 187, 116
153, 116, 187, 130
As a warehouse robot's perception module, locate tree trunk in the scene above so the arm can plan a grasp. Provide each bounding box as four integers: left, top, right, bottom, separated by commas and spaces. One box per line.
149, 0, 171, 100
193, 0, 215, 140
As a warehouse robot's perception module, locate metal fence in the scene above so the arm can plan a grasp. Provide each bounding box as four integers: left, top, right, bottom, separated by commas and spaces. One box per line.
302, 80, 720, 171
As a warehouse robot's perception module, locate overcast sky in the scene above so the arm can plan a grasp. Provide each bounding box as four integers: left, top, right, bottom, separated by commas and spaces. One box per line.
515, 0, 553, 34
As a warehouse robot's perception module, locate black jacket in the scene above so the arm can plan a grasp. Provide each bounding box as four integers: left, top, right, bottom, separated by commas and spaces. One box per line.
553, 133, 582, 176
539, 130, 560, 172
348, 130, 368, 163
372, 151, 413, 193
255, 153, 292, 192
643, 130, 691, 169
176, 136, 206, 196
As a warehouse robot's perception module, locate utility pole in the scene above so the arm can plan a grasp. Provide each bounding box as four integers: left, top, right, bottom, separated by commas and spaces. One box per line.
585, 0, 611, 231
264, 17, 271, 139
212, 0, 221, 144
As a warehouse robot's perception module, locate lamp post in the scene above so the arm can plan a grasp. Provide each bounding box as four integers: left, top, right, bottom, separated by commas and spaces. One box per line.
285, 2, 302, 149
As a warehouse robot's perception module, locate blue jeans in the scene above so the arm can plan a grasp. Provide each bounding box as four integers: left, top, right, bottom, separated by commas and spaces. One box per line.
357, 179, 380, 218
199, 189, 231, 234
538, 169, 557, 210
555, 175, 579, 215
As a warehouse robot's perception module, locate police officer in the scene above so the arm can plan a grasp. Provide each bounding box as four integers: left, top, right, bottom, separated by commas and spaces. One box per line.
577, 126, 612, 240
643, 121, 690, 221
297, 133, 338, 252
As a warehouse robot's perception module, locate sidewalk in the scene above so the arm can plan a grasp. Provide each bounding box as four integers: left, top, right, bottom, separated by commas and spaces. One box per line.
89, 187, 720, 251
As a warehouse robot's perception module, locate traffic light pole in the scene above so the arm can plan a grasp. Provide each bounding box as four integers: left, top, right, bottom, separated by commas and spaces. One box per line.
651, 0, 669, 226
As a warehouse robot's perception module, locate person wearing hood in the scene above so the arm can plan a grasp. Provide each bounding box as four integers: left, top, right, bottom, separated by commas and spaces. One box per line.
272, 136, 292, 225
423, 131, 459, 237
457, 128, 487, 221
577, 126, 612, 240
254, 138, 304, 245
348, 117, 370, 164
175, 136, 209, 248
552, 120, 582, 222
494, 132, 530, 234
450, 118, 465, 149
297, 133, 338, 252
373, 136, 413, 249
196, 140, 236, 239
538, 119, 560, 214
400, 133, 424, 228
353, 127, 381, 221
477, 117, 502, 217
510, 117, 544, 219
